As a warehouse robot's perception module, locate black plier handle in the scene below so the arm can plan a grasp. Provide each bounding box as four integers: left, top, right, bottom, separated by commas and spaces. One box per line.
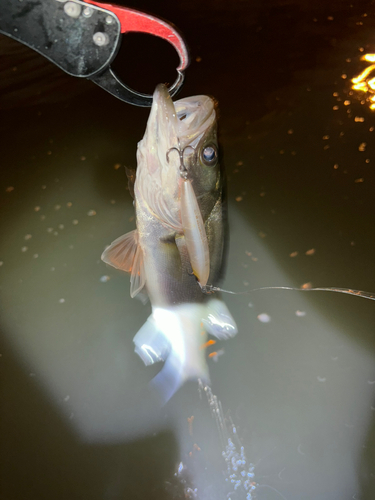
0, 0, 189, 106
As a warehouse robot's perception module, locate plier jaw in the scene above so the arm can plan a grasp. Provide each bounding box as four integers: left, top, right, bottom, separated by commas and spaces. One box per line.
84, 0, 188, 106
0, 0, 189, 107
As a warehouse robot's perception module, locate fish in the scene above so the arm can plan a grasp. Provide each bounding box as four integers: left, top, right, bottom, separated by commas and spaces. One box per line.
102, 84, 237, 402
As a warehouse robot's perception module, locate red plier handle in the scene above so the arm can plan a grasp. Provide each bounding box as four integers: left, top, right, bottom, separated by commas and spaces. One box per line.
85, 1, 188, 71
85, 0, 189, 105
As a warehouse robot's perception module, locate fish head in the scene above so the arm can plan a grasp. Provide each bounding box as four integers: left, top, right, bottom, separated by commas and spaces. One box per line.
135, 84, 220, 226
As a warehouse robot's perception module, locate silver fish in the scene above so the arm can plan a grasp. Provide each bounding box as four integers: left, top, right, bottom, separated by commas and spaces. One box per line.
102, 84, 237, 401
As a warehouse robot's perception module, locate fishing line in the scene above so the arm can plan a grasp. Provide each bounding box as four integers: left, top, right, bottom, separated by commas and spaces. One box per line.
200, 284, 375, 301
256, 484, 289, 500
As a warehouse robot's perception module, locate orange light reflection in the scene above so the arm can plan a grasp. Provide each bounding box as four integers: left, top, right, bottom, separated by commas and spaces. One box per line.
351, 54, 375, 110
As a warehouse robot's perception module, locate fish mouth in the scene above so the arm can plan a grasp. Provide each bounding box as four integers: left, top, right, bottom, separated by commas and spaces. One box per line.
152, 84, 216, 149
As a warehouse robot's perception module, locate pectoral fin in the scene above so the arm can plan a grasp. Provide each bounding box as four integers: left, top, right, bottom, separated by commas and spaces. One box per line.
180, 179, 210, 286
101, 230, 146, 297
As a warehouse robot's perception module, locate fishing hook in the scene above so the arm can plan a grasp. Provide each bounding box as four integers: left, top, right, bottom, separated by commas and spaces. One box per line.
166, 140, 196, 179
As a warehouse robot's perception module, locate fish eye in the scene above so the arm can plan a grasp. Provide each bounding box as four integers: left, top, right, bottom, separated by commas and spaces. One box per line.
201, 144, 218, 166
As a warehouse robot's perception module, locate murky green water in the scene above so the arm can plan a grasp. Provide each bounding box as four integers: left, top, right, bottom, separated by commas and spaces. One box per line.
1, 1, 374, 499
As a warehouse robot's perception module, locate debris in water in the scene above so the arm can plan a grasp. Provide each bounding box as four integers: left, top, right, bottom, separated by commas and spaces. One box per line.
208, 349, 225, 362
200, 339, 216, 350
359, 142, 367, 151
5, 186, 14, 193
257, 313, 271, 323
295, 310, 306, 317
305, 248, 315, 256
100, 275, 110, 283
59, 298, 65, 304
87, 209, 97, 216
289, 251, 298, 257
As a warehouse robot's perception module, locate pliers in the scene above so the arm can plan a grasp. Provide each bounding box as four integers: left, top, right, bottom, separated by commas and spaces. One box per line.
0, 0, 189, 107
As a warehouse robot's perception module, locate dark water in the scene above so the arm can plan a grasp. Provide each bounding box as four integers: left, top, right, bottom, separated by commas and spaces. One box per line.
1, 1, 374, 499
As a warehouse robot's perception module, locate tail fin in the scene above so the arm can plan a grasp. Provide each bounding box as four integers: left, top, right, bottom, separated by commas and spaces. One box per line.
133, 300, 236, 403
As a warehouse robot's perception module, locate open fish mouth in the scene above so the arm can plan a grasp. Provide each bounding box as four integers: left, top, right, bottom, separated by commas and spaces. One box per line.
152, 84, 216, 149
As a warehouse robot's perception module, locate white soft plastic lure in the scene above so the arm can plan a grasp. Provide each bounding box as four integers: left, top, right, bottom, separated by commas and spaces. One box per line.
102, 84, 237, 402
